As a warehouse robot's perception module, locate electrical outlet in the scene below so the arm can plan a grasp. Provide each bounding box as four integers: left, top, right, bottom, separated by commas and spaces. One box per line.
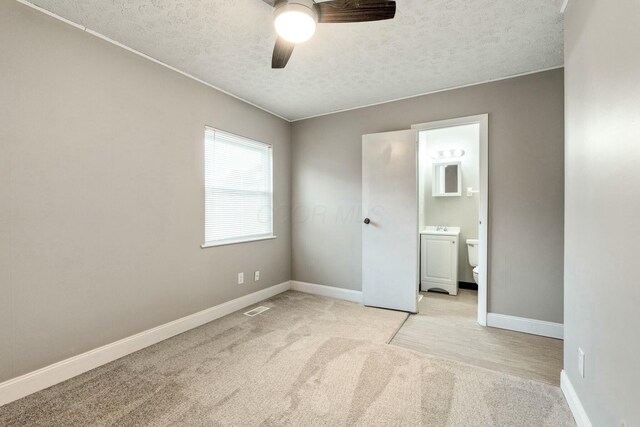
254, 271, 260, 281
578, 348, 585, 378
237, 272, 244, 285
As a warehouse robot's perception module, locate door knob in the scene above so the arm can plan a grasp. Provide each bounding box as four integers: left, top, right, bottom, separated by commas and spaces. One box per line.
363, 218, 371, 224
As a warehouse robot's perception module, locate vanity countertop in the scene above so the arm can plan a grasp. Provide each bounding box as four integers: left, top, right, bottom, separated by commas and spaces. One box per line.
420, 226, 461, 236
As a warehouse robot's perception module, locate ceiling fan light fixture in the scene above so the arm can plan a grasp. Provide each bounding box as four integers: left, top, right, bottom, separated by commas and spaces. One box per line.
274, 1, 318, 43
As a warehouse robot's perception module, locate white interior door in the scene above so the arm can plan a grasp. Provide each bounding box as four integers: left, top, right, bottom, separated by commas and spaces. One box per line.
362, 130, 418, 313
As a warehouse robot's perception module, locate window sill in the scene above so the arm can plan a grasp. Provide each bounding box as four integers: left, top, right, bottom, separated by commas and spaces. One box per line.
201, 235, 276, 249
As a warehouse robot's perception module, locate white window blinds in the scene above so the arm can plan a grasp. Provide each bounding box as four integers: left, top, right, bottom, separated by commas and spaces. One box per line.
204, 127, 273, 246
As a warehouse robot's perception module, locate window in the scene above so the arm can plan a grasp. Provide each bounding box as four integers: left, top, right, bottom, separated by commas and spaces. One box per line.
203, 127, 274, 247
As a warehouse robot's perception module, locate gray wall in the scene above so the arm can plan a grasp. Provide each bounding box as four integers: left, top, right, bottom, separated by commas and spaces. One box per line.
419, 124, 480, 283
0, 1, 291, 383
564, 0, 640, 424
292, 69, 565, 323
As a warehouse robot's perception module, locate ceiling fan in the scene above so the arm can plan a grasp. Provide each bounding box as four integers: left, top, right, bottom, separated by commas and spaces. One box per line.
261, 0, 397, 68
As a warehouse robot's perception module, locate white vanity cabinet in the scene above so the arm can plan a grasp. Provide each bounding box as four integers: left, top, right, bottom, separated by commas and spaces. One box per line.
420, 227, 459, 295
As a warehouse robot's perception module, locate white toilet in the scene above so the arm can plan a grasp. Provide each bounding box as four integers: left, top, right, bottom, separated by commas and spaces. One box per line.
466, 239, 479, 284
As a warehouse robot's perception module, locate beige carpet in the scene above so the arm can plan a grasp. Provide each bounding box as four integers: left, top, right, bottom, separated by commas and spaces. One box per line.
0, 291, 575, 426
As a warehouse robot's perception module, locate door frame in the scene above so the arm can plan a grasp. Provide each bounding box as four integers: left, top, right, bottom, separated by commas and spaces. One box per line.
411, 114, 489, 326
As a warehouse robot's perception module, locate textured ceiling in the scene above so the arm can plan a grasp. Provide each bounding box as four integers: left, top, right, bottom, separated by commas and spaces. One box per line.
26, 0, 565, 121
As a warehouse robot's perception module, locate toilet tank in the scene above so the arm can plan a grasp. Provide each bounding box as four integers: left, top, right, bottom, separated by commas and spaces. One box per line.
466, 239, 479, 267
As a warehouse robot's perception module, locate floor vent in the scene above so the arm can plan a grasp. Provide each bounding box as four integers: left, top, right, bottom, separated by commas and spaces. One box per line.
243, 306, 270, 317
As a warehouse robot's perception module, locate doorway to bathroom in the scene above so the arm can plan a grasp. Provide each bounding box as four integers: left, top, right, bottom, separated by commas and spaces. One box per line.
412, 115, 488, 325
360, 114, 488, 322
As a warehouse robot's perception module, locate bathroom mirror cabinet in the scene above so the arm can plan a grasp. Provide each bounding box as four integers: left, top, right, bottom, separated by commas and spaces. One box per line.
432, 161, 461, 197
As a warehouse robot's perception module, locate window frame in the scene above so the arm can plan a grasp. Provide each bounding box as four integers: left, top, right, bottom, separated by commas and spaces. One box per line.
201, 126, 276, 249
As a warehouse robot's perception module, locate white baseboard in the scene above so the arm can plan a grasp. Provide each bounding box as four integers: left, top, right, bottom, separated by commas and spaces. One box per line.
486, 313, 564, 339
0, 281, 291, 407
561, 370, 593, 427
290, 280, 363, 303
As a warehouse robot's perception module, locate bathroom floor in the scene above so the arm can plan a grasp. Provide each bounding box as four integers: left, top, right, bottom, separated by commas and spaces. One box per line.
390, 290, 563, 385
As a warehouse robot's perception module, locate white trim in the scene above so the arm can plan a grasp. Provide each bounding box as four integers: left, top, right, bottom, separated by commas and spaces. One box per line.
0, 281, 291, 407
487, 313, 564, 339
561, 370, 593, 427
292, 66, 564, 122
412, 114, 489, 326
560, 0, 570, 14
14, 0, 290, 122
201, 236, 276, 248
290, 281, 363, 303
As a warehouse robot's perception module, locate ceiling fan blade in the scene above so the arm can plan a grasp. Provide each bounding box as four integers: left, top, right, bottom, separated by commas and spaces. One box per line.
315, 0, 396, 24
272, 37, 295, 69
